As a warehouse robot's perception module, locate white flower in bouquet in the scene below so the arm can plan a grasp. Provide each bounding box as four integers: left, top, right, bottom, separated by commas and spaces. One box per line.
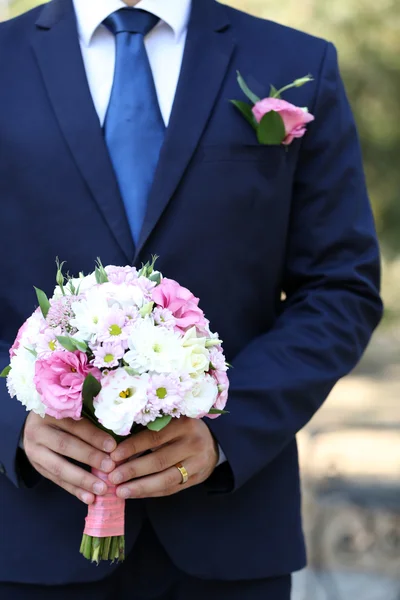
70, 291, 110, 340
97, 281, 147, 310
124, 318, 187, 374
181, 327, 210, 374
7, 348, 46, 417
180, 374, 218, 419
94, 369, 150, 436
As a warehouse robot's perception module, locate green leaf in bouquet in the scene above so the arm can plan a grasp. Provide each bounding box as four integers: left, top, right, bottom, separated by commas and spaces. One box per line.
34, 287, 51, 319
0, 365, 11, 378
257, 111, 286, 145
147, 414, 172, 432
72, 339, 88, 353
236, 71, 260, 105
82, 373, 102, 416
124, 366, 140, 376
138, 254, 159, 278
147, 254, 159, 276
67, 280, 77, 295
95, 258, 109, 284
56, 336, 76, 351
208, 408, 229, 415
24, 347, 38, 358
56, 336, 87, 353
137, 263, 147, 278
230, 100, 257, 130
149, 271, 162, 285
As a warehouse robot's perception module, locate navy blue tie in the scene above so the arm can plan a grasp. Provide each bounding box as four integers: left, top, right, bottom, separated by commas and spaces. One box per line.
104, 9, 165, 244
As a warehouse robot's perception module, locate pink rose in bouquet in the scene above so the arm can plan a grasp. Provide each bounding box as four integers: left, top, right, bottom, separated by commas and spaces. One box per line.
9, 308, 44, 358
34, 350, 100, 420
9, 321, 30, 359
152, 278, 207, 331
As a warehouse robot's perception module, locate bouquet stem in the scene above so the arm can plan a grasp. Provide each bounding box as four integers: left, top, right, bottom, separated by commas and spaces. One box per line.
79, 469, 125, 564
79, 534, 125, 564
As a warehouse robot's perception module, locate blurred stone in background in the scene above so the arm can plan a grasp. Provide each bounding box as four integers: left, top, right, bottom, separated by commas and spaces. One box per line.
2, 0, 400, 598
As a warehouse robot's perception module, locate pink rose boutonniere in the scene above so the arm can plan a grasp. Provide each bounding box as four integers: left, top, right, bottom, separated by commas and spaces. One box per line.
231, 72, 315, 146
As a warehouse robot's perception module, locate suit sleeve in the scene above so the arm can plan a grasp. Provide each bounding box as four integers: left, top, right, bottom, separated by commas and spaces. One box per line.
206, 42, 383, 492
0, 343, 39, 488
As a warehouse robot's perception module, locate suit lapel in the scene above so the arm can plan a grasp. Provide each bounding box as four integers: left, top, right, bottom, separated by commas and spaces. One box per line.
135, 0, 235, 259
31, 0, 135, 263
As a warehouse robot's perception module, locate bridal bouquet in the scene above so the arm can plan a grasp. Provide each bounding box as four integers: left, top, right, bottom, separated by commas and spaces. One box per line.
1, 258, 229, 564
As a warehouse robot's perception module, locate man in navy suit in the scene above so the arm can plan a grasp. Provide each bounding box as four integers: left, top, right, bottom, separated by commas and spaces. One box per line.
0, 0, 382, 598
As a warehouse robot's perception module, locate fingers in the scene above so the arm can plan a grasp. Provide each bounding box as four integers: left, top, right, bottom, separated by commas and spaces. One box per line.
116, 460, 194, 499
109, 441, 187, 485
110, 418, 190, 463
109, 418, 219, 499
52, 417, 117, 453
30, 445, 109, 502
23, 412, 115, 504
33, 425, 115, 473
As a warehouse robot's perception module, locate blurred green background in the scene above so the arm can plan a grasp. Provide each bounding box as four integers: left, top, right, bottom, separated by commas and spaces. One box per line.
2, 1, 400, 598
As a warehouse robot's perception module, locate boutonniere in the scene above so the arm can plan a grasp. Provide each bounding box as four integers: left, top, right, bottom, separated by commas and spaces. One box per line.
231, 73, 315, 146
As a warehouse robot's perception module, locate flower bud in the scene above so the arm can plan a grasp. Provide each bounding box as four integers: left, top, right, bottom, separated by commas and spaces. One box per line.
293, 75, 313, 87
205, 338, 222, 348
56, 269, 64, 288
139, 301, 154, 318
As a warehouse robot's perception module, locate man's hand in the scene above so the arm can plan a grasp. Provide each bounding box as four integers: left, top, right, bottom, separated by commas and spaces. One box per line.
109, 418, 219, 499
23, 412, 117, 505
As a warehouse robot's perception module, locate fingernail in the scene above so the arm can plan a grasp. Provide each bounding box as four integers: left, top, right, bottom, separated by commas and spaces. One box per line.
111, 472, 123, 485
101, 459, 114, 472
119, 487, 130, 499
93, 482, 106, 494
82, 492, 92, 504
113, 450, 124, 461
104, 439, 116, 453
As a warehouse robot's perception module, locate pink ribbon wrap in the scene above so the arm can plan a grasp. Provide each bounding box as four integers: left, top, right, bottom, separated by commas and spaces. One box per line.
83, 469, 125, 538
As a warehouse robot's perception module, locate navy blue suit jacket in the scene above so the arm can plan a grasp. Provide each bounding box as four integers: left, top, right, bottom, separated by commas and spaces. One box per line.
0, 0, 382, 585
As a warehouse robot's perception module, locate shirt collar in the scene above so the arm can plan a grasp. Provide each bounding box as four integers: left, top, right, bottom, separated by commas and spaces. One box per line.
73, 0, 192, 47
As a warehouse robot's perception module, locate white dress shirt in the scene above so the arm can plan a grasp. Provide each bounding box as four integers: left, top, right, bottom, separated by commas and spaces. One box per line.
72, 0, 191, 126
71, 0, 227, 468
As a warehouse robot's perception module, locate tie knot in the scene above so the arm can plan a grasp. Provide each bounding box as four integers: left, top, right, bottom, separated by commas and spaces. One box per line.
104, 8, 159, 36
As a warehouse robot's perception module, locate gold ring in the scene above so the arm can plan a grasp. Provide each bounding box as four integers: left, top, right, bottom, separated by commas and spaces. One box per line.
175, 462, 189, 485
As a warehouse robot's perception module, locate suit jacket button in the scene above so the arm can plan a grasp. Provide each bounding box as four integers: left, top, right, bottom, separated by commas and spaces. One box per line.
0, 463, 5, 475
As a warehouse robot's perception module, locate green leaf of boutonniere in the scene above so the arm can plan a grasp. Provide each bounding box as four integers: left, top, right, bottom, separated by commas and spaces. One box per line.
269, 84, 280, 98
257, 111, 286, 145
236, 71, 260, 105
230, 100, 257, 130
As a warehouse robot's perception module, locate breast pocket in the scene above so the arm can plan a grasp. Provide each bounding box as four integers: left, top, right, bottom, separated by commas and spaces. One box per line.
196, 143, 287, 179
